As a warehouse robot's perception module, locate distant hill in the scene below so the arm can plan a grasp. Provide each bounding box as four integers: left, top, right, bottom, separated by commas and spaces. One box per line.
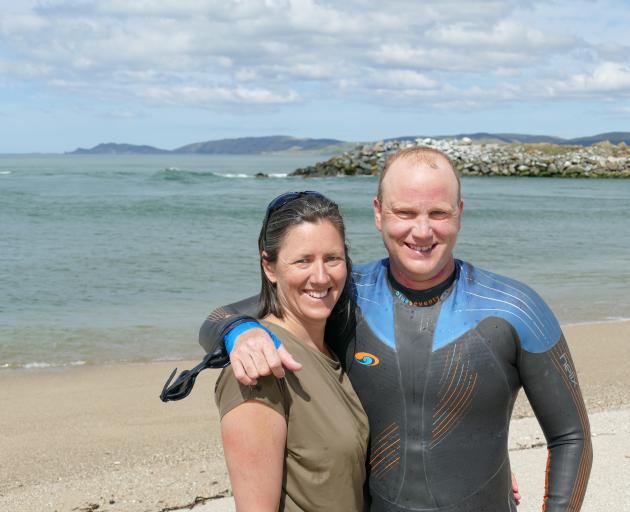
564, 132, 630, 146
68, 143, 169, 155
174, 135, 344, 154
67, 136, 344, 155
67, 132, 630, 155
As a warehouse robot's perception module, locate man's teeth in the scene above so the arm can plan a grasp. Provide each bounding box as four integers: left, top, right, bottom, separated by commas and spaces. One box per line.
408, 243, 433, 253
306, 290, 328, 299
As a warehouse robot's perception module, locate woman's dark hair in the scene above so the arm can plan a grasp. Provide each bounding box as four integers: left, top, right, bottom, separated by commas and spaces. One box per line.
257, 192, 354, 330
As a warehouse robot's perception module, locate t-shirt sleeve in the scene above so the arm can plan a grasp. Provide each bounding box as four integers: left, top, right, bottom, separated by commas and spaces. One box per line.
214, 366, 288, 419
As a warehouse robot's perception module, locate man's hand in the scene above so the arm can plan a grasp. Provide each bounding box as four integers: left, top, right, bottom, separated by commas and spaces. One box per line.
230, 327, 302, 385
512, 472, 521, 505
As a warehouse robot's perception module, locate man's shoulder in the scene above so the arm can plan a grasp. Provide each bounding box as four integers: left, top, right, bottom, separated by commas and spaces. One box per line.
457, 260, 540, 298
451, 260, 561, 353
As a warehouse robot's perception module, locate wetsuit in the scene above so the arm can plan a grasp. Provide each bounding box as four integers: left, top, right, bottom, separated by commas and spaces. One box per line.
200, 259, 592, 511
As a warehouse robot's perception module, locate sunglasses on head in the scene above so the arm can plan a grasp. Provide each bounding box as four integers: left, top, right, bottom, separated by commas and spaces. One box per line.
159, 348, 229, 402
262, 190, 327, 226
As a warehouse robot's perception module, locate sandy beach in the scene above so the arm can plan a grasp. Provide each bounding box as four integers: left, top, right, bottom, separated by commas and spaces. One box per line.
1, 320, 629, 512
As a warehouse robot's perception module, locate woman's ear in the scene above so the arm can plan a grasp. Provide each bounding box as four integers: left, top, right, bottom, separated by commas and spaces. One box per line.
261, 252, 277, 284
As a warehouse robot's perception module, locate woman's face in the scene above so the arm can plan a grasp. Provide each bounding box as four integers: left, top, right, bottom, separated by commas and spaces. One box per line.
263, 220, 347, 326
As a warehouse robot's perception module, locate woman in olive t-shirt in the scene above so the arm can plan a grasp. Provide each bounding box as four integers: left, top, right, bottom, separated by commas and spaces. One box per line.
215, 192, 369, 512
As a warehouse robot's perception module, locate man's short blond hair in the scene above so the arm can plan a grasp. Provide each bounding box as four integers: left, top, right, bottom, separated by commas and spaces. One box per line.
377, 146, 461, 202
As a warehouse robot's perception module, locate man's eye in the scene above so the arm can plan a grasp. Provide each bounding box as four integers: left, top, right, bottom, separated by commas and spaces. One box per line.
430, 211, 449, 219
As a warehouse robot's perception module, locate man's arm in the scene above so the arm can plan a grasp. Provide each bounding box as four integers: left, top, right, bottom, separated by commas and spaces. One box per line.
519, 334, 592, 511
199, 295, 302, 385
199, 296, 259, 353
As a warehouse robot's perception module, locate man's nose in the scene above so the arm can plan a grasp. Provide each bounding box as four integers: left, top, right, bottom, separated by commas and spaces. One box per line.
412, 217, 433, 238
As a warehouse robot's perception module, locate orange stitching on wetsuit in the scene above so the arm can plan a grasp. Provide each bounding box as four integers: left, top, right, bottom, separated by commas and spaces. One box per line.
207, 307, 232, 322
370, 423, 401, 478
431, 372, 478, 447
433, 357, 470, 420
550, 348, 591, 510
374, 422, 398, 445
372, 456, 401, 479
548, 343, 592, 510
433, 352, 462, 417
431, 397, 475, 449
433, 369, 477, 434
370, 437, 401, 465
370, 439, 401, 470
550, 341, 592, 508
542, 449, 551, 512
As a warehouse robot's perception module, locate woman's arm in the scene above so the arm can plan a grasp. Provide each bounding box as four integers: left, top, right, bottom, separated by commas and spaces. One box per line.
221, 401, 288, 512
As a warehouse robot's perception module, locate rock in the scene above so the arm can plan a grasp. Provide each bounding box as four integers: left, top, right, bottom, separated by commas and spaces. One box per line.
288, 138, 630, 178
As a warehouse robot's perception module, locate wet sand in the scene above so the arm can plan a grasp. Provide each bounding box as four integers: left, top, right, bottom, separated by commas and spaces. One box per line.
1, 320, 628, 511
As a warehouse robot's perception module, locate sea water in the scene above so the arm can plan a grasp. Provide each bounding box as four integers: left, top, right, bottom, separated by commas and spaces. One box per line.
1, 154, 629, 369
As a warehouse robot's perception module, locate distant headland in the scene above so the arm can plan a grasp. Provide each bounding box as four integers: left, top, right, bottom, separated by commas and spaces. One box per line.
67, 136, 348, 155
67, 132, 630, 156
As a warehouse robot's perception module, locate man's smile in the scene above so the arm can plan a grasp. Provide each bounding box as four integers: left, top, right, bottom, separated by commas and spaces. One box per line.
405, 242, 437, 254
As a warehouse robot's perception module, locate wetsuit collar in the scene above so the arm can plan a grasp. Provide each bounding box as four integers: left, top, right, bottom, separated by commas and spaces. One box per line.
387, 266, 456, 307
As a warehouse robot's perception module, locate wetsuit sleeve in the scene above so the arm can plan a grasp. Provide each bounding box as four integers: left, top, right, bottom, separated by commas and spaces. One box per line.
198, 295, 260, 354
518, 333, 592, 511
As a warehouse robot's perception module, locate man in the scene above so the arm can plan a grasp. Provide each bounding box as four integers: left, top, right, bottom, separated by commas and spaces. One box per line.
200, 147, 591, 511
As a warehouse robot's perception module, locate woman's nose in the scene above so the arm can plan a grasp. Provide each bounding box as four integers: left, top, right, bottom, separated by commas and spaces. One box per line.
310, 260, 330, 284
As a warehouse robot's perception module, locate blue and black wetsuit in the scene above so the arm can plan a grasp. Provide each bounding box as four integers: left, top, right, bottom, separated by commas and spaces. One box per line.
200, 259, 592, 511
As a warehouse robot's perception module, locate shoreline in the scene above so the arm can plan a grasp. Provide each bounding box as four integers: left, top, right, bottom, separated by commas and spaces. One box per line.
3, 318, 629, 373
1, 319, 628, 511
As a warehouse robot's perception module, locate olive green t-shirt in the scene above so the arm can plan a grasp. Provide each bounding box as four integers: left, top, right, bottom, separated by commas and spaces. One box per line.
215, 321, 369, 512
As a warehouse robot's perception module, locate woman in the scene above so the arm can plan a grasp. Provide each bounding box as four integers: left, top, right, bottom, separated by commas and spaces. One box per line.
215, 191, 369, 511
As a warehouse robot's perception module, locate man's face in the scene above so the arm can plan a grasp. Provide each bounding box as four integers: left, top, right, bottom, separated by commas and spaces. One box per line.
373, 157, 463, 289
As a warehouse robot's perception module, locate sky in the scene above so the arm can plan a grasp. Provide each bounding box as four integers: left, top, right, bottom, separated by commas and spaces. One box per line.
1, 0, 629, 153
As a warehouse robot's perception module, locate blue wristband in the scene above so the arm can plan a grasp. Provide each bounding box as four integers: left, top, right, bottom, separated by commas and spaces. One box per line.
224, 321, 282, 353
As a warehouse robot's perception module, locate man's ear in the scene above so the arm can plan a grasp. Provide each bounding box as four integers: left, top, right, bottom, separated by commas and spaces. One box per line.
373, 197, 383, 232
261, 252, 277, 283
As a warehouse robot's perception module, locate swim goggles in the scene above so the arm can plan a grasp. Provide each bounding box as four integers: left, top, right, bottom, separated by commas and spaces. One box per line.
159, 347, 230, 402
262, 190, 328, 227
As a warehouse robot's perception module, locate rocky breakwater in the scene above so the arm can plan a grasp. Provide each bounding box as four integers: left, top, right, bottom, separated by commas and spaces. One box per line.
290, 138, 630, 178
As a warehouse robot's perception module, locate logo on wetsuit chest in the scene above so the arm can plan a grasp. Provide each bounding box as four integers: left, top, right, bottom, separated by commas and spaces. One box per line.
354, 352, 380, 366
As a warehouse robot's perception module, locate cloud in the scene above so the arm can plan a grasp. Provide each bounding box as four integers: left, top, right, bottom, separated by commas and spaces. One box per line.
0, 0, 629, 112
539, 62, 630, 97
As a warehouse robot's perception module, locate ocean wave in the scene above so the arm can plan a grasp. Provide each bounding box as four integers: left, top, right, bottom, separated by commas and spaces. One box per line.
152, 168, 220, 182
1, 360, 88, 370
215, 173, 250, 178
152, 168, 294, 181
23, 362, 53, 369
0, 170, 12, 175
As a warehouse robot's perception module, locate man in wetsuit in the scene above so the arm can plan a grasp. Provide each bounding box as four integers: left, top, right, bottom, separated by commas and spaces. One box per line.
200, 147, 592, 511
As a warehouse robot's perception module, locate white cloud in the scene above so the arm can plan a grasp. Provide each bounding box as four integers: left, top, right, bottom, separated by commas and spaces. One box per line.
0, 0, 629, 111
141, 84, 299, 106
541, 62, 630, 97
